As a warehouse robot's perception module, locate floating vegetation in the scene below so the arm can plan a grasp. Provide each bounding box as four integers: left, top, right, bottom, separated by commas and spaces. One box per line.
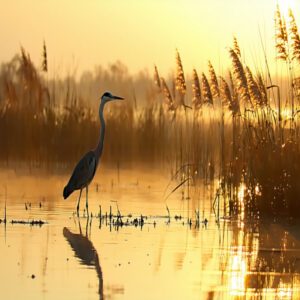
0, 218, 46, 226
76, 205, 209, 231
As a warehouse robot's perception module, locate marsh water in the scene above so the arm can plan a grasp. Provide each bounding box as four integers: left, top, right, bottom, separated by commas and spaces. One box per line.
1, 166, 300, 300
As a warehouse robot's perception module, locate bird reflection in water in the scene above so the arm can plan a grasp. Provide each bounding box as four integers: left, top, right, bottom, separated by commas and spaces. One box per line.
63, 219, 104, 299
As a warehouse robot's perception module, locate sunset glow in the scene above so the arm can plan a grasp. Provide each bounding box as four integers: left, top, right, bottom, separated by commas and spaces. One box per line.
1, 0, 299, 77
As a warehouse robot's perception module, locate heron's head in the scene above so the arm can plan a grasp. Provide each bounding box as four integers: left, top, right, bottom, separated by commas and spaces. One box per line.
101, 91, 124, 103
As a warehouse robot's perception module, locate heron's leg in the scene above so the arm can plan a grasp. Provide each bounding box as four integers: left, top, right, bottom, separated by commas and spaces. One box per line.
86, 185, 89, 216
76, 189, 83, 216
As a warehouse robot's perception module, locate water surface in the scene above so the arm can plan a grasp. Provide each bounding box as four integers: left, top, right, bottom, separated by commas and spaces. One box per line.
0, 167, 300, 299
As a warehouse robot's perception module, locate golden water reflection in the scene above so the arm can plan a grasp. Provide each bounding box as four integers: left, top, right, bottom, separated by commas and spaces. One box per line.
0, 168, 300, 299
63, 219, 104, 299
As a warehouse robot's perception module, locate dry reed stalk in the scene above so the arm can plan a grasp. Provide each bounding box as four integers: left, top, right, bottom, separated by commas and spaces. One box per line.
220, 76, 239, 115
288, 9, 300, 63
161, 77, 176, 111
219, 77, 231, 107
275, 5, 288, 61
233, 36, 241, 57
229, 48, 251, 106
42, 40, 48, 73
192, 69, 202, 109
175, 49, 186, 106
245, 66, 264, 107
201, 73, 213, 105
257, 75, 268, 106
208, 61, 219, 98
153, 65, 161, 91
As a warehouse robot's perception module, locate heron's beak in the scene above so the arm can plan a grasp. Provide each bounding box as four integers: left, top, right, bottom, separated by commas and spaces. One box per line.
112, 95, 124, 100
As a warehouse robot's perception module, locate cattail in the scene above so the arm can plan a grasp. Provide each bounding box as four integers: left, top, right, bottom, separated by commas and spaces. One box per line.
275, 4, 288, 61
192, 69, 202, 109
257, 74, 268, 106
245, 66, 263, 107
208, 61, 219, 98
233, 36, 241, 57
201, 73, 213, 105
229, 48, 250, 104
153, 65, 161, 91
175, 49, 186, 106
42, 40, 48, 72
288, 9, 300, 63
161, 77, 176, 111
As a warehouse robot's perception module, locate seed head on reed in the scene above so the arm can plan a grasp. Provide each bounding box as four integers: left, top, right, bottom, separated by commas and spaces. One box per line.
208, 61, 219, 98
20, 47, 39, 88
219, 76, 231, 107
175, 49, 186, 106
245, 66, 263, 107
175, 49, 186, 93
275, 4, 288, 61
288, 9, 300, 63
201, 72, 213, 105
233, 36, 241, 57
42, 40, 48, 73
161, 77, 176, 111
192, 69, 202, 109
220, 76, 239, 115
257, 74, 268, 106
153, 65, 161, 91
228, 71, 240, 115
229, 48, 250, 105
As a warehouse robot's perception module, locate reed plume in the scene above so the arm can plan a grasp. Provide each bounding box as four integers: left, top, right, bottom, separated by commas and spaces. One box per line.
233, 36, 241, 57
275, 4, 288, 61
288, 9, 300, 63
161, 77, 176, 111
208, 61, 219, 98
219, 76, 239, 115
219, 76, 231, 107
154, 65, 161, 91
245, 66, 263, 107
229, 48, 250, 105
192, 69, 202, 109
42, 40, 48, 73
175, 49, 186, 106
257, 74, 268, 106
228, 71, 240, 115
201, 72, 213, 105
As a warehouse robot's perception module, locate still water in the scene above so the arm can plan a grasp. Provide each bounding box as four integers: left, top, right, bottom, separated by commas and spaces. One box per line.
0, 166, 300, 299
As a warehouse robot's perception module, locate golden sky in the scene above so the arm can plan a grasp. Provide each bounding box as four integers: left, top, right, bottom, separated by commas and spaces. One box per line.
1, 0, 299, 77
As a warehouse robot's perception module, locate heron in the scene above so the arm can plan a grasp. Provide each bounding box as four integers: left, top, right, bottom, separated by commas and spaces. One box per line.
63, 92, 124, 215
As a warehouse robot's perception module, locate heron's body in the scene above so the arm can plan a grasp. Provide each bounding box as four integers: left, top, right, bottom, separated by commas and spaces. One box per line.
63, 151, 97, 199
63, 92, 124, 215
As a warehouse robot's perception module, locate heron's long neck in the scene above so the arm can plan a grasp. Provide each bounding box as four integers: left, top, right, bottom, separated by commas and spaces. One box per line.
95, 101, 106, 162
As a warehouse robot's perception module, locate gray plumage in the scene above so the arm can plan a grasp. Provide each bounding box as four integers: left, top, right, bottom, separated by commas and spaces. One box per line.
63, 92, 124, 215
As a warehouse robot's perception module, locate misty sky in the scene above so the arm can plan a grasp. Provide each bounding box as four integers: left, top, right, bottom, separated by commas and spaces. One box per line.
1, 0, 299, 77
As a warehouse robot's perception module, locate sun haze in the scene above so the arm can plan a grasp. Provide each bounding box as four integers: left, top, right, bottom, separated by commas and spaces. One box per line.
1, 0, 299, 76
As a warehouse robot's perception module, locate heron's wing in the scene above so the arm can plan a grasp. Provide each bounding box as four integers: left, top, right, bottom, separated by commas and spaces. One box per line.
67, 151, 96, 190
